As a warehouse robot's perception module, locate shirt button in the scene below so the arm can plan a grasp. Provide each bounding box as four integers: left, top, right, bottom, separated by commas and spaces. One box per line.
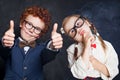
24, 66, 27, 70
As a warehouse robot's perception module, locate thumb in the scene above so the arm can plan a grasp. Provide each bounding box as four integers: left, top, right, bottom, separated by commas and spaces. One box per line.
9, 20, 14, 32
52, 23, 58, 33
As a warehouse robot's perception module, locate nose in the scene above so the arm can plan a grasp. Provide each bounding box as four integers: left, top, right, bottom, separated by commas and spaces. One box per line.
29, 27, 34, 32
77, 28, 83, 35
76, 27, 81, 32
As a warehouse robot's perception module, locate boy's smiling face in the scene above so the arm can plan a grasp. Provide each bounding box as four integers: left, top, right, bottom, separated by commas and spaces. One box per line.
20, 15, 45, 42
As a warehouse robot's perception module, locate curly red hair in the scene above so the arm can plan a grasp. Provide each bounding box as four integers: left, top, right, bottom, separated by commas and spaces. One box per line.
20, 6, 51, 36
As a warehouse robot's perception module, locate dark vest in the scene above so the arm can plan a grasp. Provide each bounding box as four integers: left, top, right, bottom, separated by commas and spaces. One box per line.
4, 38, 58, 80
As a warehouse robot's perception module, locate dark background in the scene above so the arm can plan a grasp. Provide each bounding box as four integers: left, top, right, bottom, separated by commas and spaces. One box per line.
0, 0, 119, 80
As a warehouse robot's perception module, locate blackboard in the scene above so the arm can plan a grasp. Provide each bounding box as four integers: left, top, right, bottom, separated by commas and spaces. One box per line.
0, 0, 119, 80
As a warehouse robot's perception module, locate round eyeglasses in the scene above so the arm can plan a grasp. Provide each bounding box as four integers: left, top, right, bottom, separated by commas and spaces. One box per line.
24, 20, 43, 34
68, 16, 85, 38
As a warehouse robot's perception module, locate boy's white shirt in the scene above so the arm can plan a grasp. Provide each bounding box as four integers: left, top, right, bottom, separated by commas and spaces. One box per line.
67, 37, 119, 80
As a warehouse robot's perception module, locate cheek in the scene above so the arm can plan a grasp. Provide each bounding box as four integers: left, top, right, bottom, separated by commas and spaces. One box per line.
74, 35, 82, 42
83, 25, 90, 31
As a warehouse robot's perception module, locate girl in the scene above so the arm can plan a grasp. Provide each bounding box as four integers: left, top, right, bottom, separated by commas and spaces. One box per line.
61, 14, 119, 80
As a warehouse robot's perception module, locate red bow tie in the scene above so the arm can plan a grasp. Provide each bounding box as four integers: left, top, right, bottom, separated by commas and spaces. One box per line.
91, 43, 96, 48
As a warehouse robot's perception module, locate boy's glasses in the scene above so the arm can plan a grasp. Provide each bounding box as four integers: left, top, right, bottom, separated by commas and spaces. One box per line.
24, 20, 43, 34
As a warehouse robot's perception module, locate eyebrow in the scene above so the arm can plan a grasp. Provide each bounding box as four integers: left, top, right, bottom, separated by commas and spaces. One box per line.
25, 20, 41, 29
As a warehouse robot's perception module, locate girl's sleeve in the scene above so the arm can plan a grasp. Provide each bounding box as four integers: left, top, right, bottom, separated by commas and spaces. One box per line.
101, 42, 119, 80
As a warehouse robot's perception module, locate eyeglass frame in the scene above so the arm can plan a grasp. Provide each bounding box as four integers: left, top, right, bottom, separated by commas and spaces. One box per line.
68, 16, 85, 38
24, 20, 43, 34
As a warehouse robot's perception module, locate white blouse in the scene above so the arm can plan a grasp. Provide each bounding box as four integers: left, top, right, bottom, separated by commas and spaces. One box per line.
67, 37, 119, 80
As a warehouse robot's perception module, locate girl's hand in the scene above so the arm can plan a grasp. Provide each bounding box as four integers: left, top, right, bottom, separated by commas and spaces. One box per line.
89, 55, 102, 71
82, 32, 94, 48
89, 55, 110, 77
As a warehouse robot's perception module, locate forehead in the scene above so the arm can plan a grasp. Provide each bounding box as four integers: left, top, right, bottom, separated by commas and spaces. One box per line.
25, 15, 45, 29
65, 16, 78, 30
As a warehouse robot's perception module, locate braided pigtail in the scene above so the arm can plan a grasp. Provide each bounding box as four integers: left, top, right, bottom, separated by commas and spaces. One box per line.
90, 23, 107, 51
74, 43, 79, 60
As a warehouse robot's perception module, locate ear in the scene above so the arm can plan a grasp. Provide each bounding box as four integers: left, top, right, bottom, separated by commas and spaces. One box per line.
20, 21, 24, 28
20, 23, 22, 28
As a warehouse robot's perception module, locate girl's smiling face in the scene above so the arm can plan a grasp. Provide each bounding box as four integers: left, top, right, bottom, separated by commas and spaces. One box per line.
63, 16, 93, 42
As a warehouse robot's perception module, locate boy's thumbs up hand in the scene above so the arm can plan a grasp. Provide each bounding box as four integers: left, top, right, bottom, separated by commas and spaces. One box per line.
2, 20, 15, 48
9, 20, 14, 33
51, 23, 58, 36
50, 23, 63, 49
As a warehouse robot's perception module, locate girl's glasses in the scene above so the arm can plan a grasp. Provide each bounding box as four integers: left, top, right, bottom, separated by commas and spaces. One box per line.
68, 16, 85, 38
